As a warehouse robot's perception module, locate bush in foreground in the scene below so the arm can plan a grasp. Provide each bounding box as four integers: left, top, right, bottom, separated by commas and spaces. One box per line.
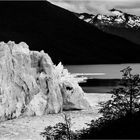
40, 113, 79, 140
79, 66, 140, 139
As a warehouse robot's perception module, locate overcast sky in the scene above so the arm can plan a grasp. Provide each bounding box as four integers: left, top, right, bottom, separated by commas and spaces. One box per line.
47, 0, 140, 16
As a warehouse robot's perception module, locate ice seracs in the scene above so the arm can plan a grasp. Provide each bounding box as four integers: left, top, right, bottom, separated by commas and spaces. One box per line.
0, 41, 91, 121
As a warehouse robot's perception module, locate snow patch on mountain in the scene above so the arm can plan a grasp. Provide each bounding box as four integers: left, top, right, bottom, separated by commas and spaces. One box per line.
76, 9, 140, 29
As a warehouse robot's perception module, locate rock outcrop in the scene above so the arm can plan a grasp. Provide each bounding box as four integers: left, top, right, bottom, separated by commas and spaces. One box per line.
0, 41, 91, 121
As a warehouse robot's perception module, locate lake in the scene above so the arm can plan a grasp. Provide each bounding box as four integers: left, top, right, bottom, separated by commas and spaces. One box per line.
65, 63, 140, 93
65, 63, 140, 79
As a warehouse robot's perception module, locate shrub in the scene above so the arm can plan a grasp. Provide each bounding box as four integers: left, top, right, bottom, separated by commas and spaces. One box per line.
40, 113, 79, 140
79, 66, 140, 139
99, 66, 140, 120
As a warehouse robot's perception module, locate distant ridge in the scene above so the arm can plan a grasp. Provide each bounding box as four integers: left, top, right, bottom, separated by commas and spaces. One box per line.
75, 9, 140, 45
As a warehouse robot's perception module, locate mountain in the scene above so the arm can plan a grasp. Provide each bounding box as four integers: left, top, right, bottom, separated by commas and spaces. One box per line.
76, 9, 140, 29
75, 9, 140, 45
0, 1, 140, 64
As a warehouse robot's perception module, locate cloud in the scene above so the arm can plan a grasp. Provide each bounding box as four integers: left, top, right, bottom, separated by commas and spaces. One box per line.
47, 0, 140, 16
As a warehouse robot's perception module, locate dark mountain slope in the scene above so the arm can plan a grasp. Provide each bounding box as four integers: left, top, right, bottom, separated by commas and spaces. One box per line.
101, 26, 140, 45
0, 1, 140, 64
76, 9, 140, 45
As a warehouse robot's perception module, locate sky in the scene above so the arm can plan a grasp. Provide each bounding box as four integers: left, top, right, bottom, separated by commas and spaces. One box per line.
47, 0, 140, 16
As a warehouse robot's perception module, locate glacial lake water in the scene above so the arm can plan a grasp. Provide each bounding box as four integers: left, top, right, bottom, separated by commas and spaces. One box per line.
65, 63, 140, 93
65, 63, 140, 79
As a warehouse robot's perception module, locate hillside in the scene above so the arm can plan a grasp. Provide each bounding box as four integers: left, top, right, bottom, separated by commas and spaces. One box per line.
0, 1, 140, 64
76, 9, 140, 45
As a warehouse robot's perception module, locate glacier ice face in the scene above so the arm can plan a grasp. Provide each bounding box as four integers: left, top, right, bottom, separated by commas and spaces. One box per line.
0, 41, 91, 121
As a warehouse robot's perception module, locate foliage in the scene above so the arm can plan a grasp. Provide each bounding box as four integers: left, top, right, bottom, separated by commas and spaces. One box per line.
99, 66, 140, 120
40, 113, 79, 140
78, 66, 140, 139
